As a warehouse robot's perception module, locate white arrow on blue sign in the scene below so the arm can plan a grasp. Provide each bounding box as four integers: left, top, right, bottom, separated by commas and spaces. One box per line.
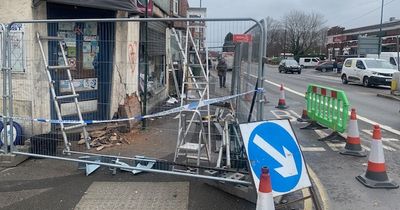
239, 120, 311, 197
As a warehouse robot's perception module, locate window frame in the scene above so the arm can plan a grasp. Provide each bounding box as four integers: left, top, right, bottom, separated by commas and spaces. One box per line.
173, 0, 179, 15
389, 57, 396, 66
344, 59, 352, 67
356, 60, 365, 70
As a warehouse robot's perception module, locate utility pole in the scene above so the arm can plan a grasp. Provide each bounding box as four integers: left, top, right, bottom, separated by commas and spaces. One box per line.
142, 0, 149, 129
200, 0, 202, 7
378, 0, 384, 58
283, 27, 287, 59
397, 35, 399, 71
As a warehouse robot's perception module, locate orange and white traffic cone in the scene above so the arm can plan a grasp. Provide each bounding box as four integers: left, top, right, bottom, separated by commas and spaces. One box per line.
356, 125, 399, 189
297, 109, 310, 122
340, 108, 366, 157
256, 167, 275, 210
275, 84, 288, 109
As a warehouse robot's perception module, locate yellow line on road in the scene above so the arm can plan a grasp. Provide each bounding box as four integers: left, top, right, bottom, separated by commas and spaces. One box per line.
307, 164, 330, 210
302, 187, 312, 210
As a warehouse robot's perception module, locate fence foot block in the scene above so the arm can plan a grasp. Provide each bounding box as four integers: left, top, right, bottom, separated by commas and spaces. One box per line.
300, 121, 327, 130
318, 131, 346, 142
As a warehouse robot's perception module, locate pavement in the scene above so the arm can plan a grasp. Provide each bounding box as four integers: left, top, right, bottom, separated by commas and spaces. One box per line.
0, 117, 256, 210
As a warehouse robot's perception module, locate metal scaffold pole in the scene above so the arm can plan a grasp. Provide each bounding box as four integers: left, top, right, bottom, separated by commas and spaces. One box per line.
142, 0, 149, 129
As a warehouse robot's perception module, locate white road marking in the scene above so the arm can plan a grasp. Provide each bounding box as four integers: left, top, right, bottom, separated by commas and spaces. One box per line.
314, 126, 396, 152
270, 110, 297, 122
359, 130, 397, 151
300, 145, 326, 152
361, 129, 399, 142
314, 130, 346, 152
361, 145, 371, 152
304, 73, 341, 82
270, 110, 326, 152
288, 110, 302, 118
261, 77, 400, 136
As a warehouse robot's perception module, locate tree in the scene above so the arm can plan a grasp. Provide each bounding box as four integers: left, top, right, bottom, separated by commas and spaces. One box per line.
222, 32, 234, 52
283, 10, 326, 58
264, 17, 283, 57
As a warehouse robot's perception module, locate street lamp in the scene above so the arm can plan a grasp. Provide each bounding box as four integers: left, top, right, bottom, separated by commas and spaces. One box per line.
378, 0, 384, 58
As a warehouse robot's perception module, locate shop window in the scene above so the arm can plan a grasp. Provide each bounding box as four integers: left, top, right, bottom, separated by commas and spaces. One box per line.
148, 55, 166, 90
173, 0, 179, 15
57, 22, 99, 72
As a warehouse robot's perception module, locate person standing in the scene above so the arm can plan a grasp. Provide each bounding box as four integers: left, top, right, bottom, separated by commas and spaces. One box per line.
333, 60, 338, 73
217, 58, 227, 88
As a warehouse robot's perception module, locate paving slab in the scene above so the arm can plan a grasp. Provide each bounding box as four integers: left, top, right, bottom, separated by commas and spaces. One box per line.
75, 182, 189, 210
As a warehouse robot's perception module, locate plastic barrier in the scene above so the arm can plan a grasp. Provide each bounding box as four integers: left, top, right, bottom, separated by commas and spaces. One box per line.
305, 84, 350, 133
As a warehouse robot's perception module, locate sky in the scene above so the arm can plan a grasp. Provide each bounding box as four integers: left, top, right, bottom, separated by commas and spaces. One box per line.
188, 0, 400, 29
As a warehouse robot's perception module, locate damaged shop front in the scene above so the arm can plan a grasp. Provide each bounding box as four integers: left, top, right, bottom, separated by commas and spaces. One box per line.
0, 0, 143, 137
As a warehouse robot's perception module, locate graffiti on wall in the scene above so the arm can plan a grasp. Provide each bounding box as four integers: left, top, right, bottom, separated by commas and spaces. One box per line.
128, 41, 138, 74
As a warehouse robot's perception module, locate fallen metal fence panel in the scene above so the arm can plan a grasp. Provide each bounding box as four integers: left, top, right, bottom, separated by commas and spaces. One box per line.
0, 17, 265, 184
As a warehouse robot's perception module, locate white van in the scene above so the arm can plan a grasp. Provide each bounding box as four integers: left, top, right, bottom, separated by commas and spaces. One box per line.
341, 58, 397, 87
366, 52, 399, 68
299, 57, 320, 68
222, 52, 234, 71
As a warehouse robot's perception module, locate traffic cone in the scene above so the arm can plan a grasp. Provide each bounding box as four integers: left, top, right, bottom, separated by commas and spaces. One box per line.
256, 167, 275, 210
356, 125, 399, 189
340, 108, 366, 157
275, 84, 288, 109
297, 109, 310, 122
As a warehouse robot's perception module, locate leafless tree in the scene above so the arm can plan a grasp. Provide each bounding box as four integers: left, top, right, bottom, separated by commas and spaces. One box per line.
283, 10, 326, 57
264, 17, 284, 57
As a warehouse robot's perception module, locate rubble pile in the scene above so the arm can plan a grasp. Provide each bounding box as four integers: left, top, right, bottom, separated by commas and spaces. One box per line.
78, 125, 132, 151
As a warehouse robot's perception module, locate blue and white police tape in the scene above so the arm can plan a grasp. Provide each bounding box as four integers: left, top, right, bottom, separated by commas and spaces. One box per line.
6, 88, 263, 125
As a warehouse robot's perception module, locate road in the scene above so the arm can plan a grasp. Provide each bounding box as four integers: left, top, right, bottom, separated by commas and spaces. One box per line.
264, 66, 399, 130
242, 65, 400, 210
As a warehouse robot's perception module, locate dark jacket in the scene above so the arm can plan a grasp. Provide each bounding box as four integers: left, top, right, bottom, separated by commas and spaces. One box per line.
217, 60, 227, 76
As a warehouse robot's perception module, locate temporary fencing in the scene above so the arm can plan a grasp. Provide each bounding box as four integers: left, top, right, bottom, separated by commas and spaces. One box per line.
232, 20, 266, 123
303, 84, 350, 140
0, 17, 266, 186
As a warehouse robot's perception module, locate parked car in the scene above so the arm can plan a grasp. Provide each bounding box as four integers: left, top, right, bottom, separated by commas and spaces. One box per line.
341, 58, 397, 87
299, 57, 320, 68
315, 61, 343, 72
279, 59, 302, 74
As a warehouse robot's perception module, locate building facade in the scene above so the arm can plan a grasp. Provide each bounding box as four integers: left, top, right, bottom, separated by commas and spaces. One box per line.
0, 0, 142, 136
326, 18, 400, 59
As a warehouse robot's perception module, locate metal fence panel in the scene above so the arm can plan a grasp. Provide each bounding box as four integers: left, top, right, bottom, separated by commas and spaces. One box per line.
0, 17, 265, 184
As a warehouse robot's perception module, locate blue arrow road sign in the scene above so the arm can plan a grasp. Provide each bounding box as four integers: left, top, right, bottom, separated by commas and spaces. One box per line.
239, 120, 311, 196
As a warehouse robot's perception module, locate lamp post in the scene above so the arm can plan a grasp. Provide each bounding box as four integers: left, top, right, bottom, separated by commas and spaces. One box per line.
397, 35, 399, 71
378, 0, 384, 58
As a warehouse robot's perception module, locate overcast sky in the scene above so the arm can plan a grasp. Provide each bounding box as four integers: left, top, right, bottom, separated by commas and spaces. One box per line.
188, 0, 400, 29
